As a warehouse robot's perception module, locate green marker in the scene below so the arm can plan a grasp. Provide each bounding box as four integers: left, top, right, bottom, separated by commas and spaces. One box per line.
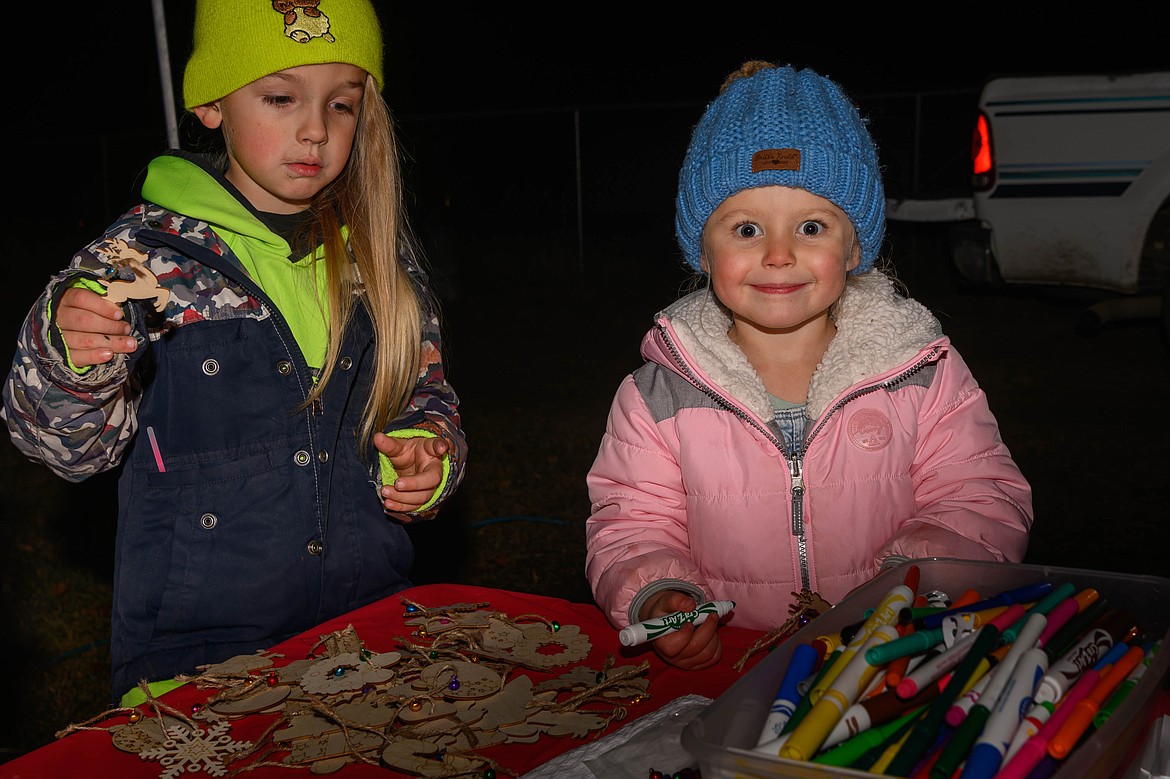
1093, 640, 1159, 728
1001, 580, 1075, 643
866, 627, 945, 665
812, 707, 924, 767
884, 621, 1002, 776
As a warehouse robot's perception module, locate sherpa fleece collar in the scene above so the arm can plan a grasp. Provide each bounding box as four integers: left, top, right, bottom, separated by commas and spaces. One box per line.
659, 270, 943, 421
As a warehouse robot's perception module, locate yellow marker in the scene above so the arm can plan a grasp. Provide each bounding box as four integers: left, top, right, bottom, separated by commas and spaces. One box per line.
781, 624, 899, 761
810, 583, 914, 704
870, 725, 914, 774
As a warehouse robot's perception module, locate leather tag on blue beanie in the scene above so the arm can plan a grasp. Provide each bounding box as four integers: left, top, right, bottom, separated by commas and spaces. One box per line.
752, 149, 801, 173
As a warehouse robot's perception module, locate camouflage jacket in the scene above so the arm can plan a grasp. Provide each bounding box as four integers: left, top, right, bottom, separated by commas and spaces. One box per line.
2, 189, 466, 699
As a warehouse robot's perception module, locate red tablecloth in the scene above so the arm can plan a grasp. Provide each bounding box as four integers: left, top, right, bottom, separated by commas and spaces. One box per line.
4, 583, 1166, 779
0, 584, 772, 778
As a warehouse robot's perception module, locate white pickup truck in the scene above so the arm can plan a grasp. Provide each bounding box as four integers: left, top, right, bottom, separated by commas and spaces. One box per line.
887, 70, 1170, 341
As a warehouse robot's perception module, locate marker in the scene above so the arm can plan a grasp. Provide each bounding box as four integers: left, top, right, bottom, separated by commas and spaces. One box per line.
755, 641, 820, 745
823, 672, 950, 750
868, 606, 1007, 667
1033, 593, 1084, 648
868, 718, 920, 775
947, 611, 1047, 729
886, 594, 930, 686
1000, 581, 1075, 643
1041, 597, 1107, 661
995, 668, 1101, 779
946, 667, 992, 727
780, 645, 845, 735
915, 581, 1052, 630
958, 646, 1048, 779
811, 581, 914, 703
1094, 640, 1159, 728
811, 633, 842, 660
1003, 700, 1054, 763
884, 618, 1005, 776
896, 604, 1026, 700
780, 624, 899, 761
813, 707, 925, 768
1033, 607, 1136, 705
931, 645, 1017, 778
1047, 642, 1146, 759
617, 600, 735, 646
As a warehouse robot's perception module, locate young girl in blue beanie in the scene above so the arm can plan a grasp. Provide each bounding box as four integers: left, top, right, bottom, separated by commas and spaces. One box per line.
585, 61, 1033, 670
3, 0, 466, 703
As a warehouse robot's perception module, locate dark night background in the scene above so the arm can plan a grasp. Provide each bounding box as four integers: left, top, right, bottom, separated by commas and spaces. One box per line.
2, 0, 1169, 763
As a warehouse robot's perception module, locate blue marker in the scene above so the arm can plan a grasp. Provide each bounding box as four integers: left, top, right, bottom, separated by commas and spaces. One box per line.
917, 581, 1053, 630
960, 646, 1048, 779
756, 641, 820, 745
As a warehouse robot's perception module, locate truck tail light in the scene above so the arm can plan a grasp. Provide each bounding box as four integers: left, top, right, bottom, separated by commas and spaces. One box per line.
971, 112, 994, 191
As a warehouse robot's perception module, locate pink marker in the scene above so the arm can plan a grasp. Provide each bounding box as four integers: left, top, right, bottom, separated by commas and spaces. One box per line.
1035, 596, 1080, 648
994, 669, 1100, 779
896, 604, 1026, 699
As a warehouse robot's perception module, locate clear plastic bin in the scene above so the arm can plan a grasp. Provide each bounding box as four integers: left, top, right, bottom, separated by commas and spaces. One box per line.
681, 558, 1170, 778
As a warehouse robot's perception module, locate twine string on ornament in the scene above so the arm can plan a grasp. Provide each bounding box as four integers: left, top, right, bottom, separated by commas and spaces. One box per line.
54, 679, 197, 739
537, 659, 650, 714
400, 597, 490, 619
732, 589, 832, 671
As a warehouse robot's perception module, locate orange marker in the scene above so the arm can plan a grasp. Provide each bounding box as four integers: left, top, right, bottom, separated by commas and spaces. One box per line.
902, 563, 921, 596
1047, 643, 1147, 759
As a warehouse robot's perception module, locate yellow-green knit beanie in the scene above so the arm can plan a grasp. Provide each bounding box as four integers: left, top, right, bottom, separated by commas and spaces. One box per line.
183, 0, 384, 109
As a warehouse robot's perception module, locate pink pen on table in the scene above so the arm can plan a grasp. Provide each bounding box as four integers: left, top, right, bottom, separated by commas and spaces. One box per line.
146, 426, 166, 473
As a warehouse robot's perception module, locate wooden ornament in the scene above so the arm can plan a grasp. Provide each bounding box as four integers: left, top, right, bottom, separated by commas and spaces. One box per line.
93, 238, 170, 312
414, 661, 503, 700
207, 684, 291, 715
381, 737, 481, 777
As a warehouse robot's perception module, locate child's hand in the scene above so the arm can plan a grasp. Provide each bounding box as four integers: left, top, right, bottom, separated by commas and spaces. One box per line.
373, 432, 449, 517
641, 590, 723, 671
55, 287, 137, 367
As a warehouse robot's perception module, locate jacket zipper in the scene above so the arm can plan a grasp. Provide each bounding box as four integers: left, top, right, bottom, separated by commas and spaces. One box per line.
658, 323, 942, 592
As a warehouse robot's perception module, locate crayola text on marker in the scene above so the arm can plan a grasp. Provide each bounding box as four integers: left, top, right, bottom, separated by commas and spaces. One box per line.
619, 600, 736, 646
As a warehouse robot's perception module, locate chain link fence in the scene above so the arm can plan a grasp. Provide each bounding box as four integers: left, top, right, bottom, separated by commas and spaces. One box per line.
13, 87, 981, 308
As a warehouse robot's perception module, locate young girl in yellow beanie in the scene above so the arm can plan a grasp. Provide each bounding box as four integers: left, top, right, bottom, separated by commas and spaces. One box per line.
3, 0, 466, 704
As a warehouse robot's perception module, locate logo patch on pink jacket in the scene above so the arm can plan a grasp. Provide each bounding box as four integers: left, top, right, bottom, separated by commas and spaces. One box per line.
847, 409, 892, 451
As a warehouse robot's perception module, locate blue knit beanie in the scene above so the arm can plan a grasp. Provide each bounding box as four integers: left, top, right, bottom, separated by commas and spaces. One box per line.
675, 63, 885, 274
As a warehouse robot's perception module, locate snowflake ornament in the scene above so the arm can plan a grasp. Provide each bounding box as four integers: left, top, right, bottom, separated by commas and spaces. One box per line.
137, 719, 251, 778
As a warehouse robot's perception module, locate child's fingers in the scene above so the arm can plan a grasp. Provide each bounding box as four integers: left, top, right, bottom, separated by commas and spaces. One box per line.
381, 488, 430, 514
61, 346, 116, 367
60, 332, 138, 367
60, 288, 126, 322
57, 305, 131, 337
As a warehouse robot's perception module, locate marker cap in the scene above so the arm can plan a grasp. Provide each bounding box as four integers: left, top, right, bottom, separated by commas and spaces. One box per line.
962, 742, 1004, 779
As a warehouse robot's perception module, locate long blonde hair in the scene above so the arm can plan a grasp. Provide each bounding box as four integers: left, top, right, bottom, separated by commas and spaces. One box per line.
304, 74, 425, 451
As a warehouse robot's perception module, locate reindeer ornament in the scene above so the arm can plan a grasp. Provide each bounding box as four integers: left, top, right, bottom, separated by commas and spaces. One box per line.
94, 238, 170, 313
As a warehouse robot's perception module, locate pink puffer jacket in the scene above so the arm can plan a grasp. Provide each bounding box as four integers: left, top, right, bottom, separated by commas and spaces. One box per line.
585, 271, 1033, 632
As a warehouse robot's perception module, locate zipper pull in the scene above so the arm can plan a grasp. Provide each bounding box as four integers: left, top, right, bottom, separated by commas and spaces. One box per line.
789, 454, 805, 536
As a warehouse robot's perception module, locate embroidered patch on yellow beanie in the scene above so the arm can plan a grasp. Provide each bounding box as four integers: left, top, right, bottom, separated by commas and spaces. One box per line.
182, 0, 384, 109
